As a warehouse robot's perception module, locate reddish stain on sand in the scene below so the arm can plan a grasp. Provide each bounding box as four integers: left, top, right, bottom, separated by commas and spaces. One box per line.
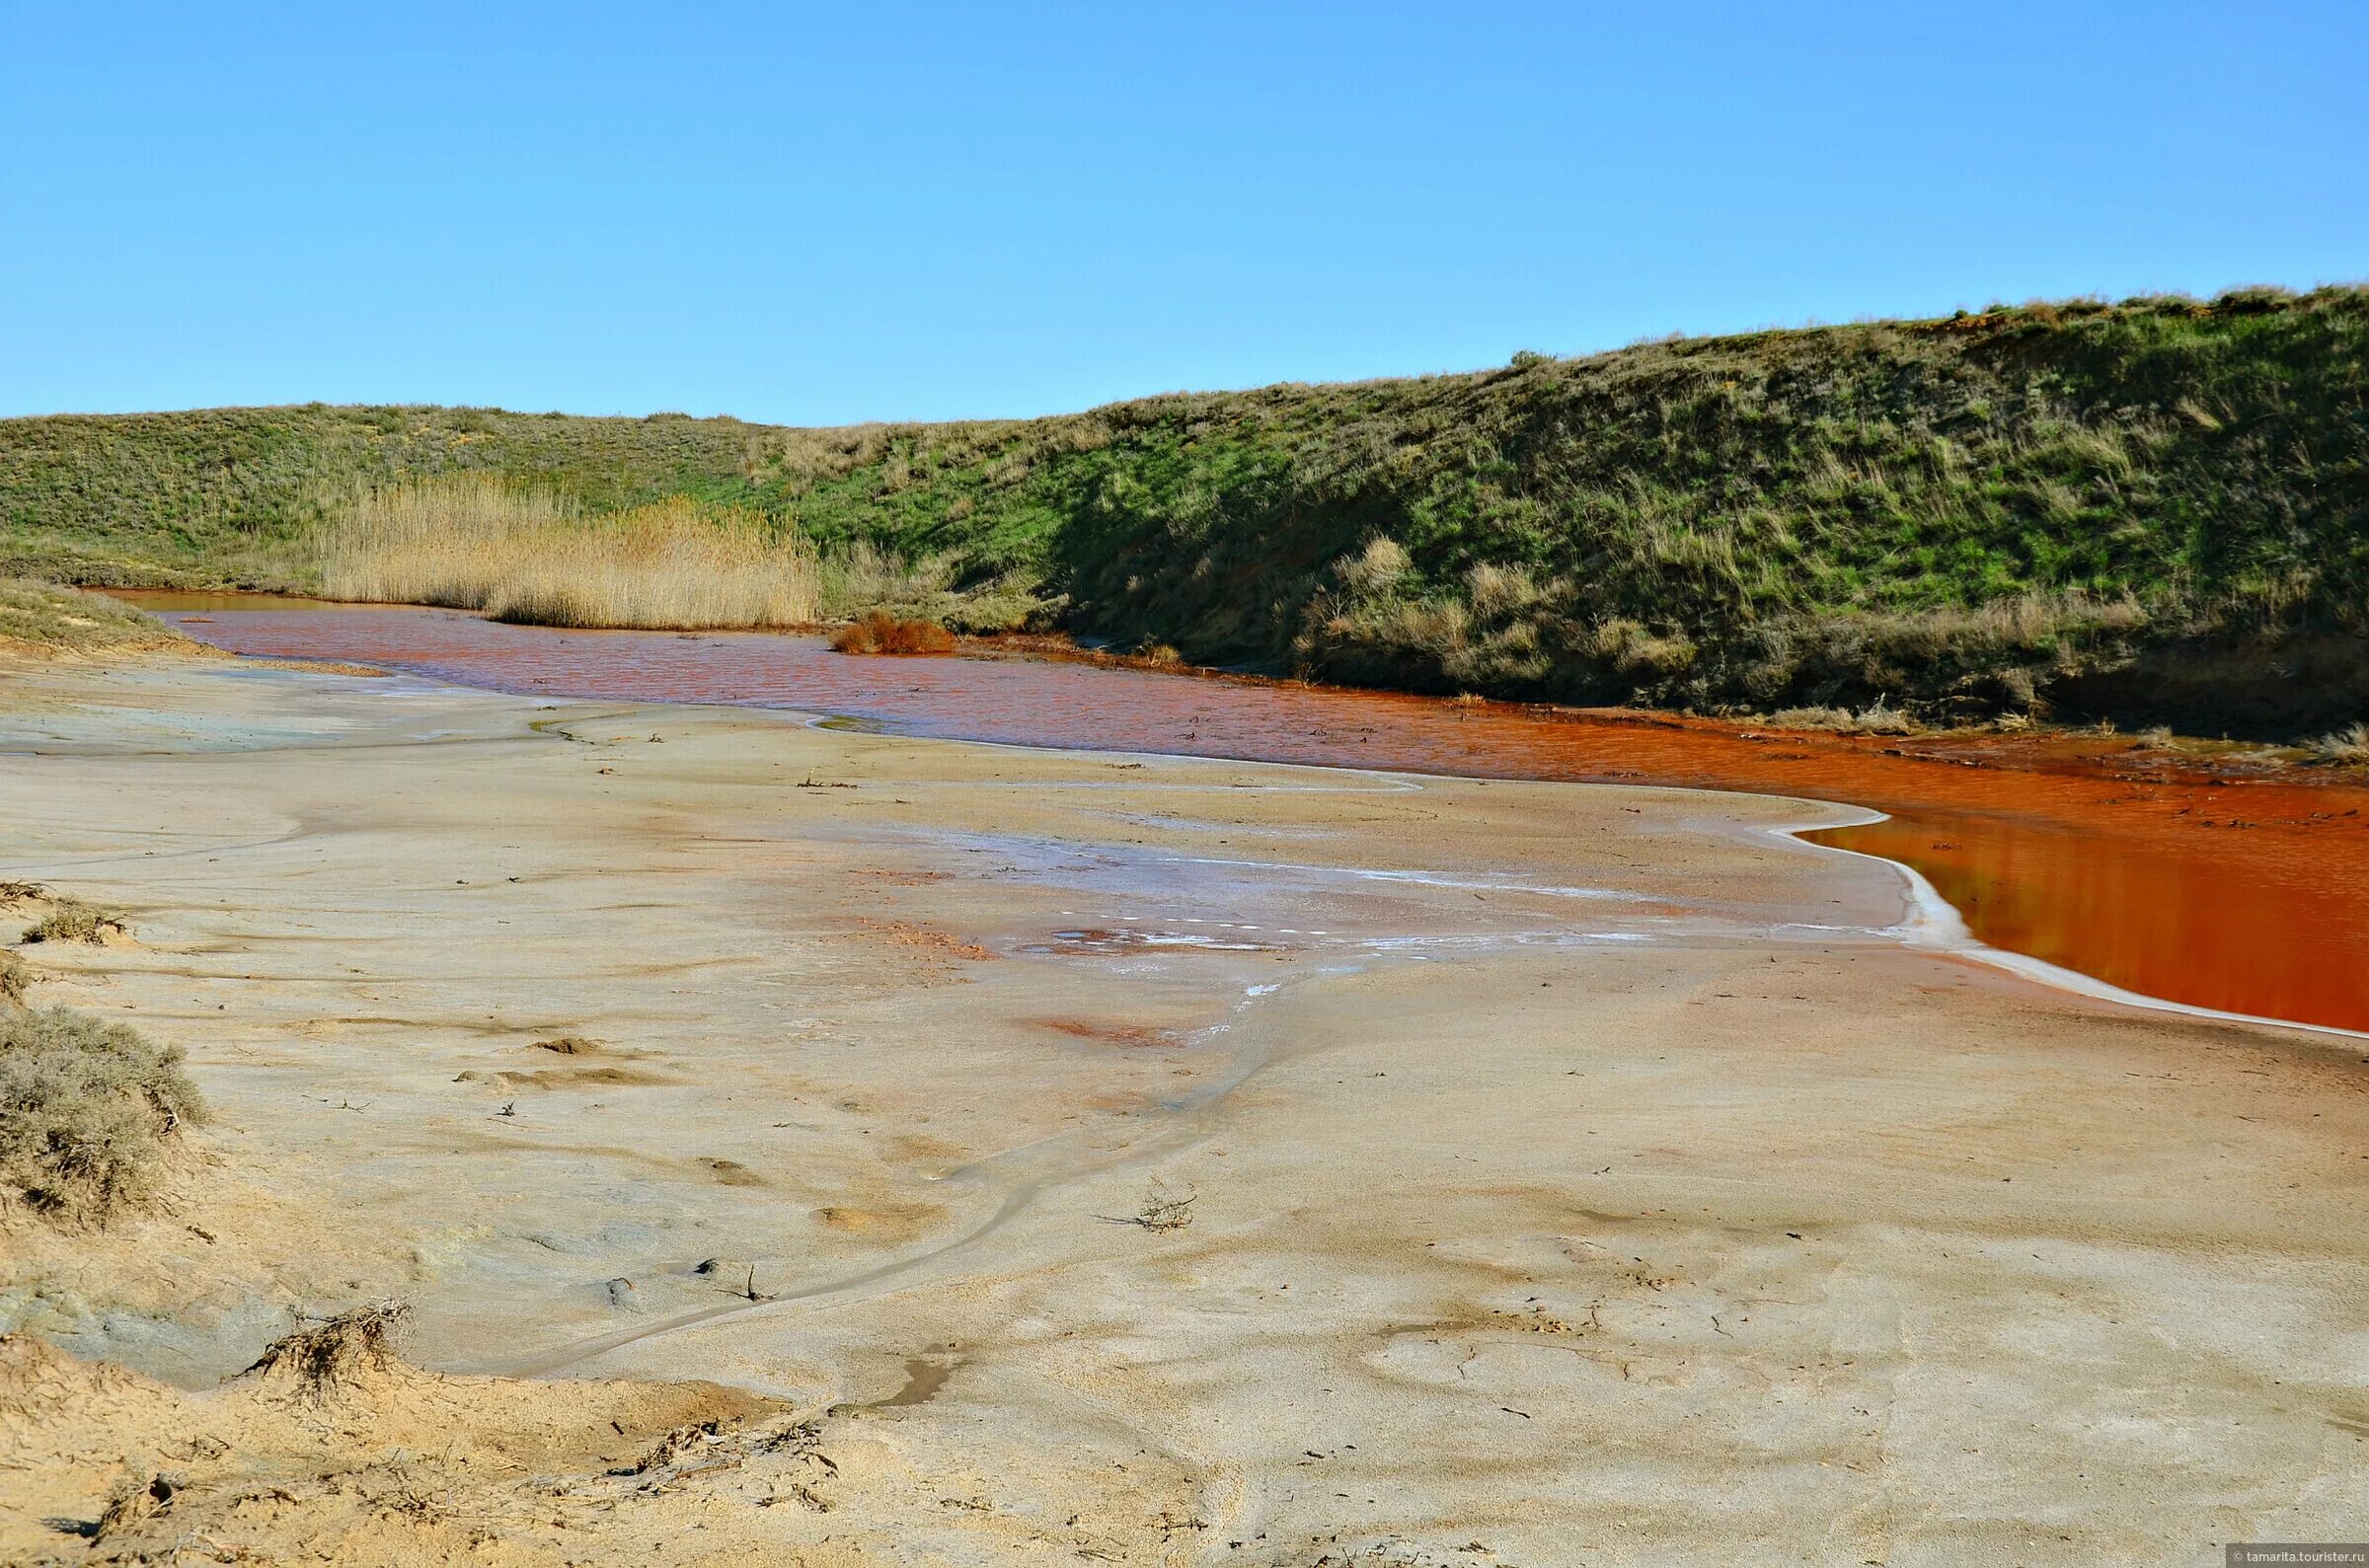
133, 598, 2369, 1035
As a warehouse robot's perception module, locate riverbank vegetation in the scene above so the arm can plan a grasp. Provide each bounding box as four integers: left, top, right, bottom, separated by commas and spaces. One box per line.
320, 475, 821, 630
0, 578, 189, 658
4, 286, 2364, 734
2310, 722, 2369, 763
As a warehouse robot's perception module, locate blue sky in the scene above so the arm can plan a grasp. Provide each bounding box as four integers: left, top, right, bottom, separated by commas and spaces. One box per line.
5, 2, 2363, 424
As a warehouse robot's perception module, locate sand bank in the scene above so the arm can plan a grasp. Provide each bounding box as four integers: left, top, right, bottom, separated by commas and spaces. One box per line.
1, 652, 2363, 1564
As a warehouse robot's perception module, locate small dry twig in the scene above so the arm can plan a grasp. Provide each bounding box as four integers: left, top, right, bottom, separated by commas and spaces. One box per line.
1103, 1180, 1196, 1233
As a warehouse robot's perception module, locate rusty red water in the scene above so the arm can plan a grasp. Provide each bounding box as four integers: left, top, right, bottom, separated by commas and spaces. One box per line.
125, 597, 2369, 1035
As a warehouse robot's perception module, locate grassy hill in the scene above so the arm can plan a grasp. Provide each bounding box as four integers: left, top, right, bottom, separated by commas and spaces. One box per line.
4, 285, 2364, 734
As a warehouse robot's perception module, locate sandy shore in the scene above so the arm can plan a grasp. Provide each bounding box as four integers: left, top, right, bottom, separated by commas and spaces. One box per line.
2, 651, 2364, 1565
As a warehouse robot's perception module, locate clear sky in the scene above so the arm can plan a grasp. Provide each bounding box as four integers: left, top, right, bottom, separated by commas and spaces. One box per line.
5, 2, 2363, 425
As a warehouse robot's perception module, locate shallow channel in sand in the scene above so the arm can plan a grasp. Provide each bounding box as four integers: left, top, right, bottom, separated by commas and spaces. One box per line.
122, 593, 2369, 1034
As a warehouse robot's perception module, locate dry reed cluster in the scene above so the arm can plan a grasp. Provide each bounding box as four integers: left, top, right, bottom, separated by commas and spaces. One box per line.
321, 477, 818, 629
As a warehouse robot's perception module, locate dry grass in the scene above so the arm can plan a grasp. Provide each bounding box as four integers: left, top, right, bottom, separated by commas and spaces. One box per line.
828, 610, 955, 655
0, 1005, 204, 1220
0, 578, 188, 656
21, 896, 123, 944
1767, 702, 1917, 735
813, 540, 1047, 634
2305, 721, 2369, 763
321, 476, 818, 629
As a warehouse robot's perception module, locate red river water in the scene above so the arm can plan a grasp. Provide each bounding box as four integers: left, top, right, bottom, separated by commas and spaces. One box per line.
125, 595, 2369, 1037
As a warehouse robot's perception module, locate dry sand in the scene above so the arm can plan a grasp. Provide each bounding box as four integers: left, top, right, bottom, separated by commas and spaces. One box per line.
0, 651, 2363, 1565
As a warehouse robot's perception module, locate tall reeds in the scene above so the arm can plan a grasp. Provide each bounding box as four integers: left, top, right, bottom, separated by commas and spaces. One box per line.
320, 476, 818, 629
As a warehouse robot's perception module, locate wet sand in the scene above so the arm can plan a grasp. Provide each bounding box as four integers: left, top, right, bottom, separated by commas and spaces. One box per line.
126, 598, 2369, 1035
2, 651, 2366, 1564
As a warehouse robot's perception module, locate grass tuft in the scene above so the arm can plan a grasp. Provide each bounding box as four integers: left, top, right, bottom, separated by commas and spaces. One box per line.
2305, 721, 2369, 763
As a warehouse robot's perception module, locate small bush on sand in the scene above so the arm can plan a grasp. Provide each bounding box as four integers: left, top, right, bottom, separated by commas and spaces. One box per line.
243, 1303, 412, 1402
0, 1006, 204, 1220
2306, 721, 2369, 763
0, 952, 34, 1006
828, 610, 955, 655
22, 896, 122, 944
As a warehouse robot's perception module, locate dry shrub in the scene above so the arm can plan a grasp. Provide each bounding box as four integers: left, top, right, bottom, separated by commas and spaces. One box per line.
93, 1474, 180, 1542
828, 610, 955, 655
22, 896, 121, 944
321, 476, 817, 629
0, 1006, 204, 1220
1123, 1181, 1196, 1233
244, 1303, 412, 1403
0, 952, 32, 1006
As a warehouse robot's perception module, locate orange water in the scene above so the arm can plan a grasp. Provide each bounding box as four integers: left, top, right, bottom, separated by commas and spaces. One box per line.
130, 599, 2369, 1035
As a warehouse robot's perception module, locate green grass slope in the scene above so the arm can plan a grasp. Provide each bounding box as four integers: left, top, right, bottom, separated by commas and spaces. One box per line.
4, 285, 2363, 733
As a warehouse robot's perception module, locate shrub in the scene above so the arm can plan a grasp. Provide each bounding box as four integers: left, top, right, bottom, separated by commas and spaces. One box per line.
22, 896, 122, 944
0, 952, 33, 1005
0, 1006, 204, 1220
828, 610, 955, 655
